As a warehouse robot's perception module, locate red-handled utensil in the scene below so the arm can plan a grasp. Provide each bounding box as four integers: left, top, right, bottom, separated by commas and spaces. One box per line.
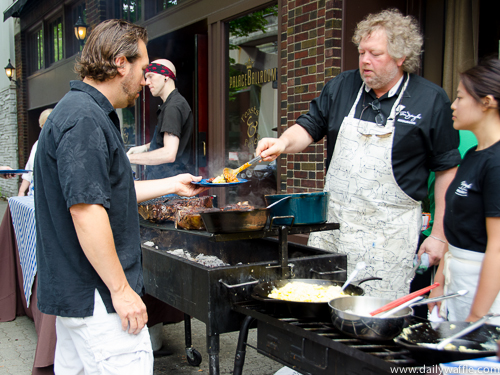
369, 282, 440, 316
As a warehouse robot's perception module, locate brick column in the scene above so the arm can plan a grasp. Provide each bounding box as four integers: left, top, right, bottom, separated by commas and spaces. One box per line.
278, 0, 342, 193
15, 31, 28, 171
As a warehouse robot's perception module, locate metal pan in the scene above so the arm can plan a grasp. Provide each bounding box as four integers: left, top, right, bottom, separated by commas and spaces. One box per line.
200, 208, 269, 234
252, 278, 377, 321
328, 295, 414, 341
393, 321, 500, 364
328, 293, 476, 341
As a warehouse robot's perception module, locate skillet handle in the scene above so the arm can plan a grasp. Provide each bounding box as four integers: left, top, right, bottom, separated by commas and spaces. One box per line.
309, 268, 345, 277
219, 278, 259, 289
351, 276, 382, 286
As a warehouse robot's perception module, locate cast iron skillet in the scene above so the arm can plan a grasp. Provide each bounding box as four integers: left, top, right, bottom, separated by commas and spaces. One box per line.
251, 277, 380, 321
394, 321, 500, 364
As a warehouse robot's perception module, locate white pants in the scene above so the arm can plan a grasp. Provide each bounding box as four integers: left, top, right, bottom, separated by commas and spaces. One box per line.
54, 290, 153, 375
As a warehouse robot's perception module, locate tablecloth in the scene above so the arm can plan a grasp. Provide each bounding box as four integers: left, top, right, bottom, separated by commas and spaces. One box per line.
8, 196, 37, 306
0, 205, 55, 375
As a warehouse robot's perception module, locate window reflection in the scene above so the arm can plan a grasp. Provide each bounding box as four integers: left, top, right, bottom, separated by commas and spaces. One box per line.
226, 5, 278, 205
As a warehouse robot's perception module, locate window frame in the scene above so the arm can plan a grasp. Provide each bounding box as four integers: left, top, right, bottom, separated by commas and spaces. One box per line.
28, 23, 44, 75
47, 13, 64, 66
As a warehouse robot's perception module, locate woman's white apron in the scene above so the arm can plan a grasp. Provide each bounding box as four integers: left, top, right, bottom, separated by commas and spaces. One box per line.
308, 76, 421, 299
440, 244, 500, 324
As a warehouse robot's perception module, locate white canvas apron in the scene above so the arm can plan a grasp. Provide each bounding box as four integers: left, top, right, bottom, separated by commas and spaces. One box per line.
440, 244, 500, 325
308, 76, 421, 299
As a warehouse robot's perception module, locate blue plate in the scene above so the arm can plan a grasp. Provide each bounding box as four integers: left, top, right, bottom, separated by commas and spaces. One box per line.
191, 178, 248, 187
0, 169, 31, 174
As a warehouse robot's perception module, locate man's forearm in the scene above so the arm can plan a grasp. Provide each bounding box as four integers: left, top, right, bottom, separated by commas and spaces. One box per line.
281, 124, 315, 154
70, 203, 129, 294
129, 146, 176, 165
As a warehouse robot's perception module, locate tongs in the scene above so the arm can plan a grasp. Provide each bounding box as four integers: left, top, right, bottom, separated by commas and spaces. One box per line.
369, 282, 440, 316
377, 290, 468, 318
222, 155, 262, 181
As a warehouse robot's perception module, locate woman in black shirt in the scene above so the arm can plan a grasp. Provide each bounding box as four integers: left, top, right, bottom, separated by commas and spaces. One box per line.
429, 59, 500, 323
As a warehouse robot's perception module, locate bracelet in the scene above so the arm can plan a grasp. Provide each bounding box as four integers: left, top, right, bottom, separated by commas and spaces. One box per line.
429, 235, 447, 244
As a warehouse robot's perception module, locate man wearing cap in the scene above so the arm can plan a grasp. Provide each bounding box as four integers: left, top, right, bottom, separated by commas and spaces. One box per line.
127, 59, 194, 179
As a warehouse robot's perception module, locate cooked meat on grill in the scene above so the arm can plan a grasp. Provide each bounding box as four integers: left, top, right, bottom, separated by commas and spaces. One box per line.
138, 196, 214, 223
175, 207, 220, 230
222, 201, 254, 211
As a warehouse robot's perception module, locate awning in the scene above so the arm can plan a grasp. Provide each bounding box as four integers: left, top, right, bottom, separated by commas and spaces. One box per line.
4, 0, 30, 22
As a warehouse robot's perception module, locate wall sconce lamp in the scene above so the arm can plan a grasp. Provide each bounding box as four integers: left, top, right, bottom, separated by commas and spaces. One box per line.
74, 16, 88, 46
4, 59, 19, 87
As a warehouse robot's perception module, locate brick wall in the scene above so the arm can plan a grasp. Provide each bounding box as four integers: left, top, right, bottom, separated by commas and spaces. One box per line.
0, 85, 20, 197
278, 0, 342, 193
86, 0, 108, 29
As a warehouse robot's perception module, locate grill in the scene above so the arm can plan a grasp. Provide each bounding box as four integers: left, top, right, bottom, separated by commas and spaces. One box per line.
232, 301, 426, 375
140, 219, 343, 375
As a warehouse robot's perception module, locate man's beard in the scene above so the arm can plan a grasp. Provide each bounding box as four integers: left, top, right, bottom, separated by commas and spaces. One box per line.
361, 63, 400, 91
121, 72, 140, 107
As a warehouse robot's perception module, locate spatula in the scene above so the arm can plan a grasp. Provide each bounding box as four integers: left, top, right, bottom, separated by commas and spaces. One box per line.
340, 261, 366, 293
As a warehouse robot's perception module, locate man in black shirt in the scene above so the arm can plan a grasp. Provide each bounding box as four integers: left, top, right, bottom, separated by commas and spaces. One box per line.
34, 20, 206, 373
256, 9, 460, 299
127, 59, 194, 179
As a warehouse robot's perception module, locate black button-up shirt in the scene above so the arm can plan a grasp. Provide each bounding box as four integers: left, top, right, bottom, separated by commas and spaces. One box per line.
296, 69, 461, 201
34, 80, 143, 317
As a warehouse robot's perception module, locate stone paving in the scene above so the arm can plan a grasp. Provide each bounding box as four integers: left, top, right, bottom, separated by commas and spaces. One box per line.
0, 199, 283, 375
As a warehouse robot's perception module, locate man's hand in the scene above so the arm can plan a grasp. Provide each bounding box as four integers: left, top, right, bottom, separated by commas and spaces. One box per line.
1, 166, 16, 179
127, 145, 148, 155
256, 138, 287, 162
111, 285, 148, 334
172, 174, 210, 196
417, 236, 447, 266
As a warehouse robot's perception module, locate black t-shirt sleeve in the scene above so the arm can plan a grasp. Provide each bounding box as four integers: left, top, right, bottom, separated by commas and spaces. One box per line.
159, 105, 183, 138
56, 118, 112, 209
483, 164, 500, 217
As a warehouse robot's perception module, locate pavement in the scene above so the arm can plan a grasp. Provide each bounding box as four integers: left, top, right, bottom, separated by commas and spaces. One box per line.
0, 199, 283, 375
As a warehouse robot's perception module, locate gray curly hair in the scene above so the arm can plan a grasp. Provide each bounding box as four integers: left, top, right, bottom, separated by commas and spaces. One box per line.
352, 8, 423, 73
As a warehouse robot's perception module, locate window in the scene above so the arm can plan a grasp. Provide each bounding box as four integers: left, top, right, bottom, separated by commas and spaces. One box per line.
48, 16, 64, 65
122, 0, 142, 23
144, 0, 184, 20
225, 5, 279, 204
29, 27, 44, 73
157, 0, 177, 11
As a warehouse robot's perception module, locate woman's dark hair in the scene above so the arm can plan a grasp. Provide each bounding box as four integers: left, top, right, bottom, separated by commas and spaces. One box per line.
75, 19, 148, 82
460, 58, 500, 114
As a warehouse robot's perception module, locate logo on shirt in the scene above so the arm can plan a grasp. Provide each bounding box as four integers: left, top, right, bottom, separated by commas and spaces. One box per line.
397, 110, 422, 125
455, 181, 473, 197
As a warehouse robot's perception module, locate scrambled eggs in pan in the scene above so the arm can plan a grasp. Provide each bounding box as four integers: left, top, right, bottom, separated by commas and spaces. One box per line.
268, 282, 346, 302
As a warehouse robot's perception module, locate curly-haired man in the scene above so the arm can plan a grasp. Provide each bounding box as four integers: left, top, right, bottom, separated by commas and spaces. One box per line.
256, 9, 461, 299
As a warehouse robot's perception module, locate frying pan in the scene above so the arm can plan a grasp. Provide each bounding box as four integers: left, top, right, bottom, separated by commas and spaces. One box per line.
200, 208, 269, 234
328, 293, 466, 341
394, 321, 500, 364
251, 277, 379, 321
